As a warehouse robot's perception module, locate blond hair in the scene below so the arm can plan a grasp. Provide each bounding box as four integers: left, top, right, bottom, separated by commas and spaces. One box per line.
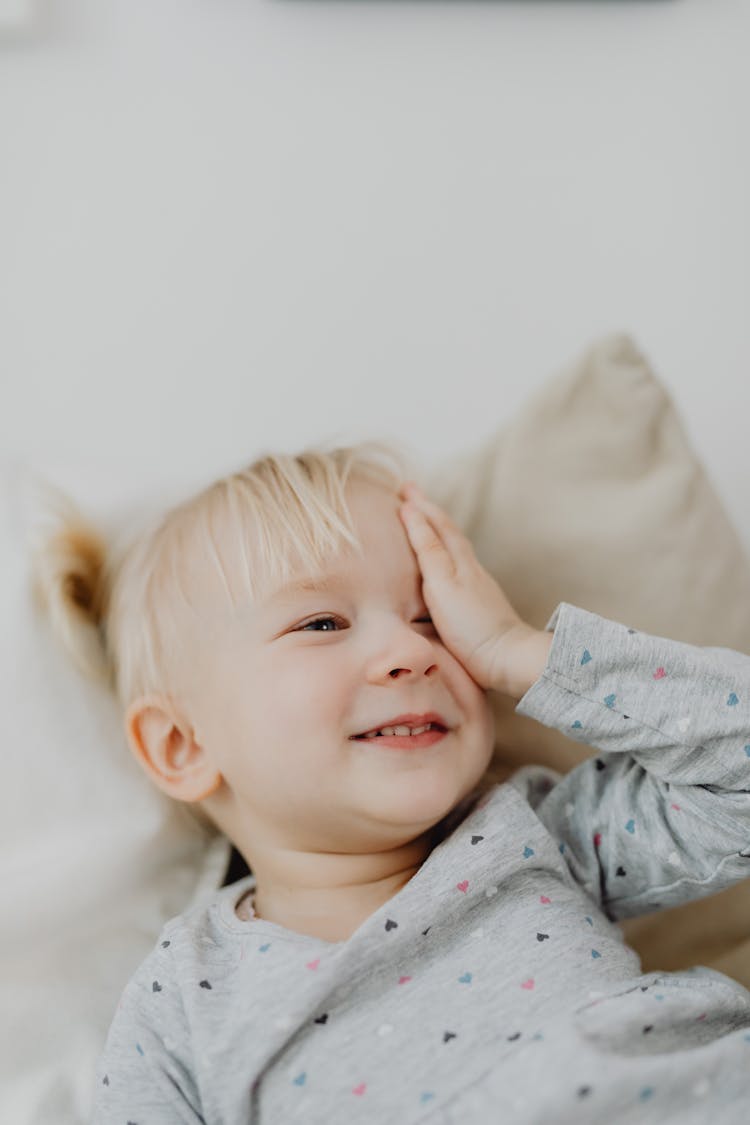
29, 440, 416, 715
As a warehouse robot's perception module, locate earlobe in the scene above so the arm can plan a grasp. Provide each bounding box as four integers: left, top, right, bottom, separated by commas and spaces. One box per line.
193, 774, 223, 800
124, 695, 222, 803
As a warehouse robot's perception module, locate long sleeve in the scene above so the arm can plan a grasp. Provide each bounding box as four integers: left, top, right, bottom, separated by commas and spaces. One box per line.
90, 927, 205, 1124
513, 602, 750, 922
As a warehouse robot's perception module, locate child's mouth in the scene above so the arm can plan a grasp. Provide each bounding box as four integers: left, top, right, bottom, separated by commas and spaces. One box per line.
352, 725, 448, 750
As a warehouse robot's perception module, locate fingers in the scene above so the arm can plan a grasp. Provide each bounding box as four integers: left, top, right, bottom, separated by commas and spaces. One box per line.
398, 482, 473, 566
399, 498, 456, 583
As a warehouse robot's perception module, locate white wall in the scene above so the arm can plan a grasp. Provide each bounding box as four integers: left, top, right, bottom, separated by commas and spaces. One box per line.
2, 0, 749, 542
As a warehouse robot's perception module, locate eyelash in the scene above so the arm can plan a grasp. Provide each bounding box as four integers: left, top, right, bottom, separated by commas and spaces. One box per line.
297, 614, 434, 633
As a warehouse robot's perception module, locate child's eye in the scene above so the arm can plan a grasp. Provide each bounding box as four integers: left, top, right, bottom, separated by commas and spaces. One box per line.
297, 615, 434, 632
297, 615, 345, 632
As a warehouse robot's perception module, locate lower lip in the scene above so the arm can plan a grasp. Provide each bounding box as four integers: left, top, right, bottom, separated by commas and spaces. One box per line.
355, 729, 448, 750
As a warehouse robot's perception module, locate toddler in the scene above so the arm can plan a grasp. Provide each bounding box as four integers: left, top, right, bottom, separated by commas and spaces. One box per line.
35, 442, 750, 1124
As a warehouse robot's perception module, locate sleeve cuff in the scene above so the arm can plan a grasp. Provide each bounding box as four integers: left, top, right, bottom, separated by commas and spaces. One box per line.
514, 601, 616, 722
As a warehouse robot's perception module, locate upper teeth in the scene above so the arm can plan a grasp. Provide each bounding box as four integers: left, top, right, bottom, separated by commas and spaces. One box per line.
361, 723, 436, 739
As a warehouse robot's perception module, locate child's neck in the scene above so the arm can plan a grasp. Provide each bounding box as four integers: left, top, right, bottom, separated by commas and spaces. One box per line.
251, 866, 421, 943
242, 793, 481, 944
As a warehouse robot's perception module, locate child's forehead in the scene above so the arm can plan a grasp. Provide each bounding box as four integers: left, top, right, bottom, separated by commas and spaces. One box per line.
181, 476, 408, 618
263, 564, 363, 605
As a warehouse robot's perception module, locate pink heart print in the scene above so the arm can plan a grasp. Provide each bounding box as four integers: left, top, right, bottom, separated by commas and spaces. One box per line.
653, 667, 667, 679
521, 978, 535, 990
456, 880, 469, 893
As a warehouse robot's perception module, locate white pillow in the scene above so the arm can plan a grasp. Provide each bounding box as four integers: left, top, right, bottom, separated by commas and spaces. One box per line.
0, 459, 231, 1125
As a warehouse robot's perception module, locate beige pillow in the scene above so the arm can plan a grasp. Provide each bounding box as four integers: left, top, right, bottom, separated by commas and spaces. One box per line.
422, 333, 750, 988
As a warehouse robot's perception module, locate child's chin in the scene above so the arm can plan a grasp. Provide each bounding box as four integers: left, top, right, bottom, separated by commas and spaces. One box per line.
370, 770, 470, 822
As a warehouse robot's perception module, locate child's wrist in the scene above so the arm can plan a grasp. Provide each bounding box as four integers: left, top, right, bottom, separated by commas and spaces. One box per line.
492, 625, 553, 700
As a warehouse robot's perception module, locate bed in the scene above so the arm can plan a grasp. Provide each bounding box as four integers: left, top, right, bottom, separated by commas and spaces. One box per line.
3, 334, 748, 1124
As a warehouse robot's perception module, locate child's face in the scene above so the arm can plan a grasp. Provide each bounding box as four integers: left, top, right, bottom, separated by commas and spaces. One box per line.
179, 478, 496, 860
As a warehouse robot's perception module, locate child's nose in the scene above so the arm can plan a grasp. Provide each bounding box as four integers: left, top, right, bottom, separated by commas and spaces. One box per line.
371, 620, 439, 682
388, 663, 438, 680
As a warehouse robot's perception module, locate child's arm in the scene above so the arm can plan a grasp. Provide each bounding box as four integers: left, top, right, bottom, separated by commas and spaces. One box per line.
399, 483, 750, 921
512, 601, 750, 920
91, 926, 204, 1123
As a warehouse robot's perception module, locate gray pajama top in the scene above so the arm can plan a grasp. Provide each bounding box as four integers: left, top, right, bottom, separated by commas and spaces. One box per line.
91, 603, 750, 1124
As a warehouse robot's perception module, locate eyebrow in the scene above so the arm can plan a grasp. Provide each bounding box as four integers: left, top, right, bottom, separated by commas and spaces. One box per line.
266, 573, 350, 603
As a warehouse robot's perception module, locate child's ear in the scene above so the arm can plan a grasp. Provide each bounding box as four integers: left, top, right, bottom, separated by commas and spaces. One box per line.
125, 695, 222, 802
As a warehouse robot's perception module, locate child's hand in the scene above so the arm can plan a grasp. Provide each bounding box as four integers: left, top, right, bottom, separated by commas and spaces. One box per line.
398, 483, 552, 698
